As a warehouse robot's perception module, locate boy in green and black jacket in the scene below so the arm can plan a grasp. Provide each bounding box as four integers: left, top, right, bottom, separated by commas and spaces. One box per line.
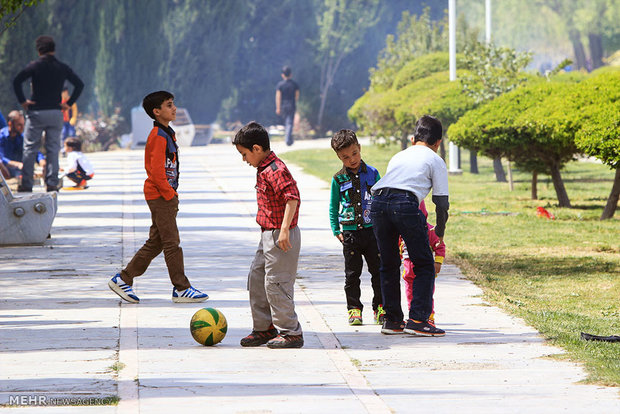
329, 129, 384, 326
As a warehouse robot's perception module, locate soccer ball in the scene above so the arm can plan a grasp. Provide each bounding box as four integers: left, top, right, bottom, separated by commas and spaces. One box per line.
190, 308, 228, 346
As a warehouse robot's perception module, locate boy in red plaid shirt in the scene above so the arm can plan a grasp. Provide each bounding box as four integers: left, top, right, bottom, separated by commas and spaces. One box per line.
233, 122, 303, 349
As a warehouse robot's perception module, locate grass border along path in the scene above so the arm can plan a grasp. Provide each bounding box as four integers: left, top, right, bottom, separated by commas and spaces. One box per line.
281, 143, 620, 388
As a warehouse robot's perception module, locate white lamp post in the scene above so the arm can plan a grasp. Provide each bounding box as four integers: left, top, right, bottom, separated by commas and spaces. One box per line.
448, 0, 462, 174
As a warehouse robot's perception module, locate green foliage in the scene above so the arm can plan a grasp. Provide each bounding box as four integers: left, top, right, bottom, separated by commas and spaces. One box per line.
448, 79, 574, 162
369, 8, 447, 92
314, 0, 380, 131
0, 0, 41, 34
348, 88, 402, 139
350, 69, 477, 144
574, 71, 620, 168
0, 2, 46, 113
460, 41, 533, 104
392, 52, 464, 90
95, 0, 167, 122
547, 58, 572, 77
396, 70, 476, 131
160, 0, 246, 124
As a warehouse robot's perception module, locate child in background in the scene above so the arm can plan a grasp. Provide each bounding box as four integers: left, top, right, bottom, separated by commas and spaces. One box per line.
61, 87, 78, 144
400, 200, 446, 324
329, 129, 384, 325
62, 137, 93, 189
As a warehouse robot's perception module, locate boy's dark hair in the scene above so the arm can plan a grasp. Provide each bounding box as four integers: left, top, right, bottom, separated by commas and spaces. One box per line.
282, 66, 292, 77
35, 35, 55, 54
331, 129, 359, 152
142, 90, 174, 120
64, 137, 82, 151
233, 121, 270, 151
413, 115, 443, 145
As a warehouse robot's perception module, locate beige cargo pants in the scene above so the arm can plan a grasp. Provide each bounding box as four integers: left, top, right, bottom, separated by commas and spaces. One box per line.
248, 227, 302, 336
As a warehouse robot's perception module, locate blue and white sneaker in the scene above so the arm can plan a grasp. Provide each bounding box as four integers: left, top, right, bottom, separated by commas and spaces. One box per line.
108, 273, 139, 303
172, 286, 209, 303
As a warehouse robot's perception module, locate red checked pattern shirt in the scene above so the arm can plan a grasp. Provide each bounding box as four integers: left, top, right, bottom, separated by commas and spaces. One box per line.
255, 152, 300, 230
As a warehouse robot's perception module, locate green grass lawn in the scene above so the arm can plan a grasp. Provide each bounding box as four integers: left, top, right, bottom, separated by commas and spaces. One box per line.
281, 143, 620, 387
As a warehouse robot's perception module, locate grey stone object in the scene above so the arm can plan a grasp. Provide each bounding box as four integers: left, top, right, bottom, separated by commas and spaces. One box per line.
0, 175, 57, 245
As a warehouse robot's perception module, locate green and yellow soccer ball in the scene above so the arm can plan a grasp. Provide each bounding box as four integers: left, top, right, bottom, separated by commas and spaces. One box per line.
190, 308, 228, 346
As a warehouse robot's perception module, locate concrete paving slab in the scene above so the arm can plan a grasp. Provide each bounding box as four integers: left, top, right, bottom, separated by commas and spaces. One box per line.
0, 140, 618, 413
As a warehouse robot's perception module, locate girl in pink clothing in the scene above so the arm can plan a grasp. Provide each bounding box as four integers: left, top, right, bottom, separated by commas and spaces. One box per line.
399, 200, 446, 324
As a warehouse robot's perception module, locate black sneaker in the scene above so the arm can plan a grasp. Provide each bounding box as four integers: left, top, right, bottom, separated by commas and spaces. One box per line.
16, 185, 32, 193
404, 319, 445, 337
240, 325, 278, 347
381, 320, 405, 335
46, 185, 59, 192
266, 334, 304, 349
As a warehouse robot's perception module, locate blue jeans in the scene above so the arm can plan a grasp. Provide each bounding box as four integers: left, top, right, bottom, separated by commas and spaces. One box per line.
370, 189, 435, 322
283, 111, 294, 146
61, 122, 76, 141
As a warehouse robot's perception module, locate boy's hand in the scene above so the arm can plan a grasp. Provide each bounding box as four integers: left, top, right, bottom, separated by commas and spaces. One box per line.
434, 262, 442, 275
336, 233, 344, 243
277, 228, 292, 252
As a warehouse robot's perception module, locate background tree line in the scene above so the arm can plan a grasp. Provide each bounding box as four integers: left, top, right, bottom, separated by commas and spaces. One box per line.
0, 0, 445, 133
1, 0, 618, 135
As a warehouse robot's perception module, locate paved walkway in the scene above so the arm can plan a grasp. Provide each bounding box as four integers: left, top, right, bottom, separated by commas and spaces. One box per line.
1, 140, 618, 413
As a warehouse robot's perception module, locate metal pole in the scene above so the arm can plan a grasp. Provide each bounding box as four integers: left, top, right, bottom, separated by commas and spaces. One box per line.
448, 0, 461, 174
449, 0, 456, 82
485, 0, 492, 44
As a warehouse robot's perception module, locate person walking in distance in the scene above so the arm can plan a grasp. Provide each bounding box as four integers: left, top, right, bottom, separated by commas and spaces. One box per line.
275, 66, 299, 146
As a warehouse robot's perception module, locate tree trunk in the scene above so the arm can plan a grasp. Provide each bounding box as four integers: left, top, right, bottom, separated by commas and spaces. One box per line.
470, 150, 478, 174
600, 167, 620, 220
549, 163, 571, 208
400, 131, 408, 151
531, 171, 538, 200
493, 157, 507, 182
588, 32, 604, 70
317, 53, 344, 134
568, 29, 587, 70
439, 139, 446, 161
507, 161, 513, 191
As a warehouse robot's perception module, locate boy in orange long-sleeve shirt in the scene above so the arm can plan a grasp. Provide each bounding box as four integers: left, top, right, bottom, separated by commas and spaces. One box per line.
108, 91, 208, 303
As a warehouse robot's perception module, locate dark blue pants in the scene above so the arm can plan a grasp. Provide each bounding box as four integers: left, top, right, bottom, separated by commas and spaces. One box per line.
283, 112, 294, 146
370, 190, 435, 322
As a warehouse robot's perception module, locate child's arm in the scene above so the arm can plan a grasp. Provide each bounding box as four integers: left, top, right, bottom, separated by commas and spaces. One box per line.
69, 103, 78, 126
329, 177, 343, 242
428, 226, 446, 275
277, 199, 299, 252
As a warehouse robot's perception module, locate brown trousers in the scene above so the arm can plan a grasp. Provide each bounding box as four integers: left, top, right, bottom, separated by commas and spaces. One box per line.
121, 196, 190, 290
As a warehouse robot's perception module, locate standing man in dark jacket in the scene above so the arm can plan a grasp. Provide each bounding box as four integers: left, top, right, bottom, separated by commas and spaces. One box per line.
275, 66, 299, 146
13, 35, 84, 192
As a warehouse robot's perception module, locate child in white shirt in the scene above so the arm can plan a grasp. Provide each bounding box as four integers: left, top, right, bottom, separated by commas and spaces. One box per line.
63, 137, 94, 189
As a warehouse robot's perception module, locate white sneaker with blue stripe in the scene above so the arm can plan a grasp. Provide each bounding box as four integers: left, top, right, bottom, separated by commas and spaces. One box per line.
108, 273, 140, 303
172, 286, 209, 303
